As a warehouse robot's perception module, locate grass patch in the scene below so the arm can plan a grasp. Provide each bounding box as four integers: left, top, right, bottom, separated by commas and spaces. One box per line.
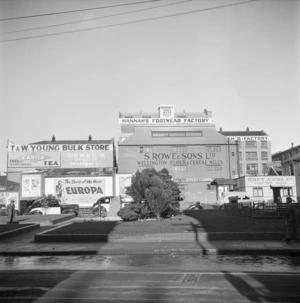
44, 210, 286, 236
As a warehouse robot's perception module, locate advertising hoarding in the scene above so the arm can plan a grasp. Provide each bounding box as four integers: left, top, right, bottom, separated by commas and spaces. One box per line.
45, 177, 113, 207
7, 143, 114, 169
21, 173, 43, 199
8, 152, 60, 168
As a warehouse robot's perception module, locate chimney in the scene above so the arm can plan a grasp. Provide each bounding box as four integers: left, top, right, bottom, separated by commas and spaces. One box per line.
219, 127, 223, 132
52, 135, 55, 142
88, 135, 92, 141
246, 127, 250, 132
291, 142, 294, 148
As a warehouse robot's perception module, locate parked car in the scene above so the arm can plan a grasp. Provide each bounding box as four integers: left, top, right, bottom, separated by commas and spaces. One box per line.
90, 196, 126, 217
23, 198, 79, 216
186, 202, 203, 211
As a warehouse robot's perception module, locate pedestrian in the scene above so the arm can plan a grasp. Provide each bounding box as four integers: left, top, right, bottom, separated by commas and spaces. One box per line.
283, 197, 299, 243
6, 198, 16, 224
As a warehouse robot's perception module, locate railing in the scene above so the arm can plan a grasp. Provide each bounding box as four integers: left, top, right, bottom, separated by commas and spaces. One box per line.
224, 202, 299, 218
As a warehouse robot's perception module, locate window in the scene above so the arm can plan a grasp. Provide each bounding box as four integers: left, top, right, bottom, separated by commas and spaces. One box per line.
283, 188, 293, 197
262, 163, 268, 175
152, 131, 202, 137
260, 141, 268, 149
178, 184, 188, 191
172, 146, 187, 153
206, 146, 221, 153
207, 165, 222, 171
231, 152, 235, 156
245, 141, 257, 148
246, 163, 258, 174
246, 152, 257, 160
137, 147, 152, 153
261, 151, 268, 160
290, 164, 294, 176
239, 152, 242, 160
253, 187, 263, 197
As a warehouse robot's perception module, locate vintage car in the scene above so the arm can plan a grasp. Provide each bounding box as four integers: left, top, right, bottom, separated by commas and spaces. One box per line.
23, 198, 79, 216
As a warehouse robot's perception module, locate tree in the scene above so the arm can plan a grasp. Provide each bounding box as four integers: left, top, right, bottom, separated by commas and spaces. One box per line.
125, 168, 181, 219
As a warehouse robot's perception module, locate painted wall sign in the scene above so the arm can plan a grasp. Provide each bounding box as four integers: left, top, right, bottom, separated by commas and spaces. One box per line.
137, 152, 223, 167
119, 118, 213, 124
8, 144, 112, 152
246, 176, 295, 187
8, 152, 60, 168
61, 151, 112, 168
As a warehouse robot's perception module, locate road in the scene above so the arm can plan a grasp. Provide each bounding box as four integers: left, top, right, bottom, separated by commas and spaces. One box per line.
1, 255, 300, 302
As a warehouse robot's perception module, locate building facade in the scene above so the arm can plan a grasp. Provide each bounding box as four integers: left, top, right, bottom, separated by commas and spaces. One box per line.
272, 143, 300, 202
118, 105, 238, 205
219, 128, 272, 177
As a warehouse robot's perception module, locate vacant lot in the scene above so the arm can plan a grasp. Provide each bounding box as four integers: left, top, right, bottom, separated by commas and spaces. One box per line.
48, 210, 286, 235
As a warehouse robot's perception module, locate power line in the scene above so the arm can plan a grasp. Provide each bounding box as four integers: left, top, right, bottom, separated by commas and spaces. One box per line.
0, 0, 190, 35
0, 0, 258, 43
0, 0, 160, 21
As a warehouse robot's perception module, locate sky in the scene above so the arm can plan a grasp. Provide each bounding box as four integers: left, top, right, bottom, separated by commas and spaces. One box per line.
0, 0, 299, 175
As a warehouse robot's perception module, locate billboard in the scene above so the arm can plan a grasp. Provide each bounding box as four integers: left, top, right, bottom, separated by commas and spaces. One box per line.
21, 173, 43, 199
7, 143, 114, 169
45, 177, 113, 207
8, 152, 60, 168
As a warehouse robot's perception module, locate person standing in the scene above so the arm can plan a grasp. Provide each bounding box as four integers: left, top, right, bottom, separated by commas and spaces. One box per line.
6, 198, 16, 224
283, 197, 299, 243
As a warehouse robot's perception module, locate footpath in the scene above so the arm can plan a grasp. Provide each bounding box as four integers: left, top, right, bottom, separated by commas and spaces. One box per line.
0, 214, 300, 256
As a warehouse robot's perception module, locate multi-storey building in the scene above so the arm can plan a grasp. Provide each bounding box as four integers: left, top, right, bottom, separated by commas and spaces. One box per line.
118, 105, 238, 206
219, 128, 272, 177
272, 143, 300, 202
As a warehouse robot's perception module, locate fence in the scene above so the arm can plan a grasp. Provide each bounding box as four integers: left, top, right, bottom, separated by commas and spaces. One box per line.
224, 202, 298, 218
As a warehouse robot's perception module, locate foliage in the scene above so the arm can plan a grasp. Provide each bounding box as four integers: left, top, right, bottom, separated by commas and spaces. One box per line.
36, 195, 59, 207
117, 202, 154, 221
125, 168, 181, 220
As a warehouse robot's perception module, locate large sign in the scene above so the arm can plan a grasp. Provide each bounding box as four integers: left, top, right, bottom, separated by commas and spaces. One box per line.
52, 177, 113, 207
7, 143, 113, 169
119, 118, 213, 124
8, 143, 112, 152
61, 151, 112, 168
137, 151, 223, 168
8, 152, 60, 168
246, 176, 295, 187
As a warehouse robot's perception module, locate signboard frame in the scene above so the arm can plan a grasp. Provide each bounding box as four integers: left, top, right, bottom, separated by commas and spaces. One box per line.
20, 172, 44, 200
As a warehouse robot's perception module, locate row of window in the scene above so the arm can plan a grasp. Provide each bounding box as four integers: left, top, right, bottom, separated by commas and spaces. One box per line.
238, 141, 268, 148
152, 131, 203, 137
239, 163, 269, 175
239, 151, 269, 160
136, 146, 223, 153
252, 187, 293, 197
